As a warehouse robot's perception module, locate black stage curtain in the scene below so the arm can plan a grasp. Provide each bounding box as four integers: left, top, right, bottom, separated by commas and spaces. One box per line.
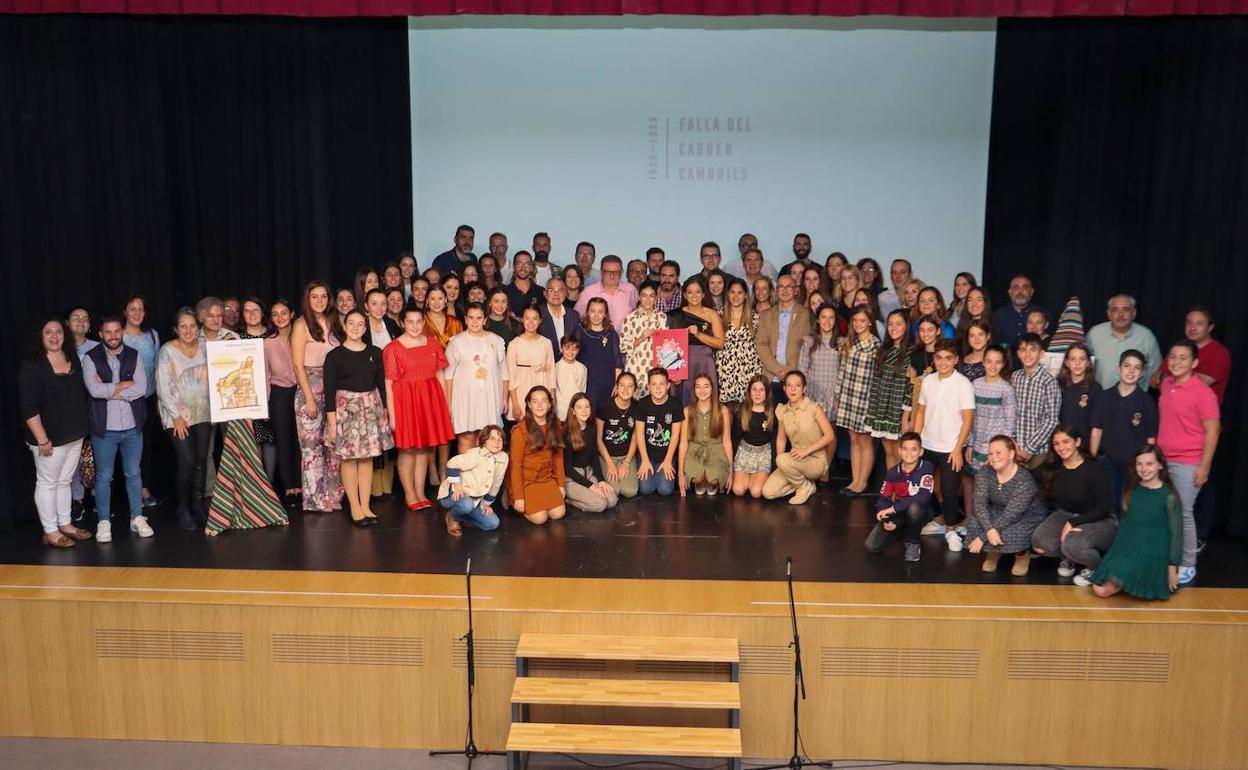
985, 17, 1248, 536
0, 16, 413, 530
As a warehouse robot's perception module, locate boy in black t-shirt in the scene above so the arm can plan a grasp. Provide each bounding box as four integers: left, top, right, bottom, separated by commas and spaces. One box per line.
633, 368, 684, 496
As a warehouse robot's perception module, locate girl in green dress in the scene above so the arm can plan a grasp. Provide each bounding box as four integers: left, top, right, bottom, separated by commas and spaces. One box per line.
1090, 445, 1182, 600
678, 374, 733, 496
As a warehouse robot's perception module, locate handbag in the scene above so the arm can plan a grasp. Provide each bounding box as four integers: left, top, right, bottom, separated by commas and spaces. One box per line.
77, 440, 96, 487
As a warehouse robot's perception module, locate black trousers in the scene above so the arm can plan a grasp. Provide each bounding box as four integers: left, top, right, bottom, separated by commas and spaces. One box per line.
923, 448, 964, 526
167, 422, 212, 515
865, 499, 930, 550
269, 385, 300, 492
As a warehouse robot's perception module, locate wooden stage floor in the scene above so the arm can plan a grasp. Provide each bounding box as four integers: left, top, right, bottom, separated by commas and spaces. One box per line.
1, 489, 1246, 587
2, 489, 1247, 770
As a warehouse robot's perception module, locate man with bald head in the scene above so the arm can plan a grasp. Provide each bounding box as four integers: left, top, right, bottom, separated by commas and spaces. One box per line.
1087, 294, 1162, 388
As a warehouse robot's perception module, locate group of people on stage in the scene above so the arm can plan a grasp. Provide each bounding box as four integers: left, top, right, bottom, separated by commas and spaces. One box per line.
20, 226, 1229, 600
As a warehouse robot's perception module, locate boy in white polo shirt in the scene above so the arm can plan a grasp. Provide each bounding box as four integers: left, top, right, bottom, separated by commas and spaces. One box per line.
912, 338, 976, 552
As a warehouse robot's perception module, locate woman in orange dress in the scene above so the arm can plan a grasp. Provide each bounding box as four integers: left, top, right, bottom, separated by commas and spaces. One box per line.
508, 385, 566, 525
384, 307, 455, 511
421, 285, 462, 483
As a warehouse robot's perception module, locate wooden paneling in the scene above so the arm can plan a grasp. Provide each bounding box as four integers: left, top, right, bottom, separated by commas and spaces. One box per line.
506, 722, 742, 757
0, 564, 1245, 770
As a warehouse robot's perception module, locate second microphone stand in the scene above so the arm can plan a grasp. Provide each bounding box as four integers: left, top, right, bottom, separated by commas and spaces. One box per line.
752, 557, 836, 770
430, 557, 505, 765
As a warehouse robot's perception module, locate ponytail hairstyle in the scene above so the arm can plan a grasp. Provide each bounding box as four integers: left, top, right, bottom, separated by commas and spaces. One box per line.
523, 386, 564, 451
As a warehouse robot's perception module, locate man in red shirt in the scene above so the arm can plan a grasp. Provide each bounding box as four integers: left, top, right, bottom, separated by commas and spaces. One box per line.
1151, 306, 1232, 403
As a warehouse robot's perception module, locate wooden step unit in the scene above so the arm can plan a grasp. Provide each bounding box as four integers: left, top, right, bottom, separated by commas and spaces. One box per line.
511, 677, 741, 710
508, 633, 742, 770
515, 633, 740, 665
507, 722, 742, 758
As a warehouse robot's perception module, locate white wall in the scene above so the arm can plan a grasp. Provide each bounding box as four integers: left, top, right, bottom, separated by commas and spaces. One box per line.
409, 16, 995, 294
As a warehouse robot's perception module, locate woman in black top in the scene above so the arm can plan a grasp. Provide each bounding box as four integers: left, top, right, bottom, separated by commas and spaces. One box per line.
564, 393, 618, 513
325, 310, 394, 526
731, 375, 776, 498
666, 276, 724, 405
485, 289, 519, 345
20, 318, 91, 547
1032, 424, 1116, 585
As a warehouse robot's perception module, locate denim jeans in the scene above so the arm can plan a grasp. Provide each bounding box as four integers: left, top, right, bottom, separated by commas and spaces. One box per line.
638, 467, 676, 496
1168, 463, 1201, 568
439, 495, 500, 531
92, 427, 144, 522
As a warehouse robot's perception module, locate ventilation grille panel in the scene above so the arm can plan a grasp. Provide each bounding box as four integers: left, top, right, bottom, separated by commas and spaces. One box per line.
453, 637, 518, 668
636, 661, 732, 676
820, 647, 978, 679
740, 645, 792, 676
270, 634, 424, 666
1008, 650, 1170, 683
96, 629, 244, 661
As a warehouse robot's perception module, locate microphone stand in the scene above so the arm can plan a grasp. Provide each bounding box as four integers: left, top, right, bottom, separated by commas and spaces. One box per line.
753, 557, 836, 770
430, 557, 504, 764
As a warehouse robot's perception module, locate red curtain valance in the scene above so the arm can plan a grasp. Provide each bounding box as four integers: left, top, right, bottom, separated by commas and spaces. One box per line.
3, 0, 1245, 15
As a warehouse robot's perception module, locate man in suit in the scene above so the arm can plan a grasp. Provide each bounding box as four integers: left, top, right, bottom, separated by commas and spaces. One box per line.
755, 274, 812, 403
538, 277, 579, 359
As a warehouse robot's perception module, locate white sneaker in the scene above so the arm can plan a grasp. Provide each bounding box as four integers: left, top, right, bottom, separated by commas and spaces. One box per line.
944, 530, 963, 552
705, 485, 718, 497
920, 520, 945, 536
694, 483, 707, 496
1057, 559, 1077, 578
96, 520, 112, 544
130, 516, 154, 538
1178, 566, 1197, 585
1073, 569, 1094, 587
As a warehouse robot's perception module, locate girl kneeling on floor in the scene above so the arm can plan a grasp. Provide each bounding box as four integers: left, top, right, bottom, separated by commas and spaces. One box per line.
509, 385, 566, 525
1089, 445, 1182, 600
679, 374, 733, 497
437, 425, 509, 536
564, 392, 619, 512
966, 435, 1047, 576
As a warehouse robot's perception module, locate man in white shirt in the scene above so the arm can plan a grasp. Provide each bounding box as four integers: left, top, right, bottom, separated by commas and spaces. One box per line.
722, 232, 778, 280
488, 232, 511, 283
877, 258, 912, 319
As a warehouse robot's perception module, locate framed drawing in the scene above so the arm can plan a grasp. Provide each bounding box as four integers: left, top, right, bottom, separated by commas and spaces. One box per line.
206, 338, 269, 423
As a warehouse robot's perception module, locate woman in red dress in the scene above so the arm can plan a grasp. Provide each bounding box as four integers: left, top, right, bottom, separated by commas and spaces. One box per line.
384, 307, 455, 511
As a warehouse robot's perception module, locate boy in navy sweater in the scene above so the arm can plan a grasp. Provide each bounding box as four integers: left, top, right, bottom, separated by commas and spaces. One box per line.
865, 432, 935, 562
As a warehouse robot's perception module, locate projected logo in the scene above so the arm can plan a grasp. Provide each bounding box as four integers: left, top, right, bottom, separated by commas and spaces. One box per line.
648, 116, 751, 184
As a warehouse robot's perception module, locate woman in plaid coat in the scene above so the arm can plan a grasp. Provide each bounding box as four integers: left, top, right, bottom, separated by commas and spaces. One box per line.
836, 307, 881, 495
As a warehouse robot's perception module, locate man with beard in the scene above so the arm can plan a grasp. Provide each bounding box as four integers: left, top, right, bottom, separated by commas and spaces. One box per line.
532, 231, 559, 285
656, 260, 682, 312
779, 232, 813, 277
431, 224, 477, 277
504, 250, 546, 318
82, 316, 154, 542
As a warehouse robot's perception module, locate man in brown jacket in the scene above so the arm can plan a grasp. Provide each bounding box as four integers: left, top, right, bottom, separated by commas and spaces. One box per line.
755, 275, 812, 402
